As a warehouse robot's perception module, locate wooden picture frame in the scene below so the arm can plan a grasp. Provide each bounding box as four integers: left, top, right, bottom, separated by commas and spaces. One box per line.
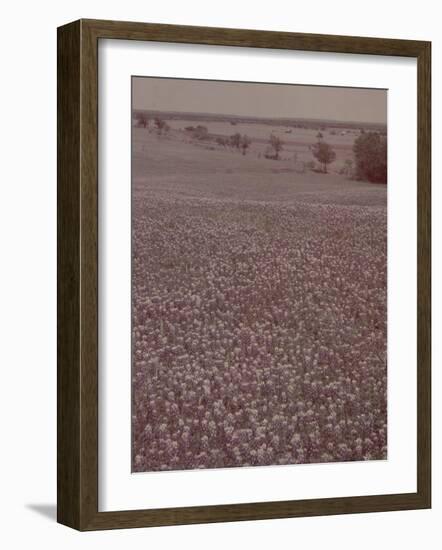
57, 18, 431, 530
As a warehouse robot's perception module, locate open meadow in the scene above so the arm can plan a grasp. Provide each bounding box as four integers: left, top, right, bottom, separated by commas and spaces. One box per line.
132, 117, 387, 472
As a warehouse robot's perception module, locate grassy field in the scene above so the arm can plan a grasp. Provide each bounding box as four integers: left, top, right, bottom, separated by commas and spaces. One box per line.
131, 120, 387, 473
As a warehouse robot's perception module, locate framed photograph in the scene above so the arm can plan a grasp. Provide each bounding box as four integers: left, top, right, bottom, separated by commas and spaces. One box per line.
57, 19, 431, 530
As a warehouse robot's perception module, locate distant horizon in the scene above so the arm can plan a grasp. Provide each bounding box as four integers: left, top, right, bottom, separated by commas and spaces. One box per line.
132, 76, 387, 125
132, 107, 387, 128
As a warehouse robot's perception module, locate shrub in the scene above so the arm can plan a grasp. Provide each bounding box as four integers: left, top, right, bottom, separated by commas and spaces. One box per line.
340, 159, 355, 178
154, 117, 167, 136
135, 112, 148, 128
230, 132, 242, 150
193, 125, 209, 140
240, 135, 252, 155
268, 134, 283, 160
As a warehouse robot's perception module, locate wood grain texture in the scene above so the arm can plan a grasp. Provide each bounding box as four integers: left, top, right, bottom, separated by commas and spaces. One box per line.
416, 42, 431, 507
57, 20, 81, 529
83, 18, 428, 57
57, 19, 431, 531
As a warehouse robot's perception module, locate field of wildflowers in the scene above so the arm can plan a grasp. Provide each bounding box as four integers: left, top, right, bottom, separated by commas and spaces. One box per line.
132, 128, 387, 472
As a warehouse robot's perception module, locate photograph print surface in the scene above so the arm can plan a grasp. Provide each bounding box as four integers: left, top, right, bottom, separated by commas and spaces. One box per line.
131, 77, 387, 473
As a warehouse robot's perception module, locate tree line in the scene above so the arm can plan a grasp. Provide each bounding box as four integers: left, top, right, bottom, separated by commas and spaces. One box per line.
135, 113, 387, 183
308, 131, 387, 183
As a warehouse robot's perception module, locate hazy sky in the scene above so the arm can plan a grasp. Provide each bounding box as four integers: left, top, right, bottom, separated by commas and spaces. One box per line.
132, 77, 387, 124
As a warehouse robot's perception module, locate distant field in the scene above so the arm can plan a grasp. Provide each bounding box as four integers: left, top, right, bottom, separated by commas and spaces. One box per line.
131, 120, 387, 473
134, 117, 362, 171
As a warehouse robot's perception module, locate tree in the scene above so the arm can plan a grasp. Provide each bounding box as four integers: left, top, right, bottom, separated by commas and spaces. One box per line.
154, 117, 167, 136
136, 112, 148, 128
193, 125, 208, 140
269, 134, 283, 160
342, 159, 354, 178
154, 118, 162, 134
230, 132, 242, 150
311, 141, 336, 173
353, 131, 387, 183
240, 135, 251, 155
